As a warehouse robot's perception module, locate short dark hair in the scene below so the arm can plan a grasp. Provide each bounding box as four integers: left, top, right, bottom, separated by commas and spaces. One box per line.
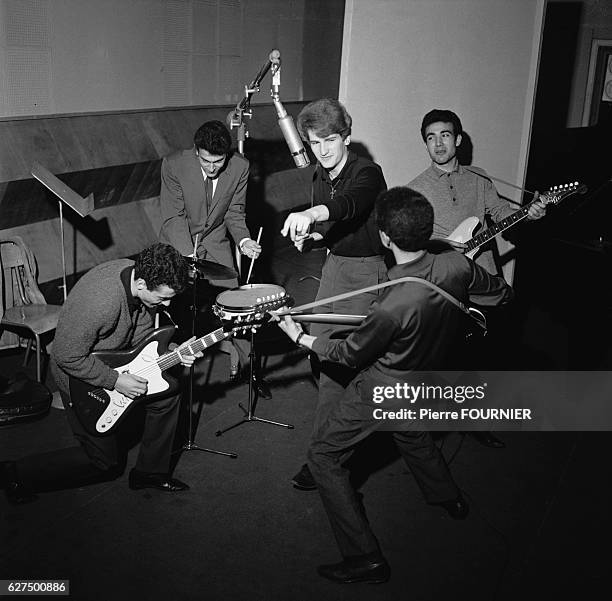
194, 120, 232, 155
375, 187, 433, 251
134, 243, 188, 294
420, 109, 463, 142
297, 98, 352, 140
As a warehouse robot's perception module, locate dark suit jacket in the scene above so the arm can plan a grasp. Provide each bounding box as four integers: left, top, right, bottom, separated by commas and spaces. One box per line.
159, 149, 251, 270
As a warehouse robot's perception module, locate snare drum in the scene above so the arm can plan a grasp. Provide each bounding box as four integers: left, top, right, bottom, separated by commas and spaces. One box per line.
214, 284, 290, 321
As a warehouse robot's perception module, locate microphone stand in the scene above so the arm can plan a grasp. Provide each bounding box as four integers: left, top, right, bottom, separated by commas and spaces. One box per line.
217, 51, 294, 441
227, 50, 279, 156
174, 263, 237, 459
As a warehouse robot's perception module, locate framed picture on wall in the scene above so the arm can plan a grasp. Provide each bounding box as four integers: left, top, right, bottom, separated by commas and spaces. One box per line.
582, 39, 612, 126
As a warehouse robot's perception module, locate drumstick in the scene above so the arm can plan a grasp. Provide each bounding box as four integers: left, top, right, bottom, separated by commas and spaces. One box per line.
193, 233, 199, 257
245, 227, 262, 285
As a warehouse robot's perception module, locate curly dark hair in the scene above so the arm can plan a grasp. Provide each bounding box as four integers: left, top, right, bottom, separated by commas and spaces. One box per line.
134, 243, 188, 293
375, 187, 433, 252
420, 109, 463, 141
297, 97, 352, 140
194, 120, 232, 155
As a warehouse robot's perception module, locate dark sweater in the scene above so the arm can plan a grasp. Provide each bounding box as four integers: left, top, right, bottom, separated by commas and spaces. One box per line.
314, 151, 387, 257
311, 250, 513, 382
50, 259, 155, 396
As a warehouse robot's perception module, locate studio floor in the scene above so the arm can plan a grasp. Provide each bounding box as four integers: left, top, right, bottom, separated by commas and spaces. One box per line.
1, 343, 610, 601
2, 241, 611, 601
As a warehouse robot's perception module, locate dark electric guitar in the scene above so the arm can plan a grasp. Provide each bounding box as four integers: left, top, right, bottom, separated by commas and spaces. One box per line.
448, 181, 587, 259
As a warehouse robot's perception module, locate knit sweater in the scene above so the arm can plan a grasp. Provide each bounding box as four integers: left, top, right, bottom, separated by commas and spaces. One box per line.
50, 259, 155, 396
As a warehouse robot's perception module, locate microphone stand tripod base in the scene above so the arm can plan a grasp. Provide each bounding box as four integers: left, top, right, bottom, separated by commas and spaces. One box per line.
214, 331, 294, 438
177, 441, 237, 459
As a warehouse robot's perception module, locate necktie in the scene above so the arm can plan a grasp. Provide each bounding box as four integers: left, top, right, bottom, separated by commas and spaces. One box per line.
205, 177, 213, 209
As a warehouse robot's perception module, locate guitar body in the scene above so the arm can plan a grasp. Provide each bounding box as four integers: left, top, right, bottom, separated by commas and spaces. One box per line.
70, 326, 179, 436
448, 217, 480, 259
446, 182, 586, 261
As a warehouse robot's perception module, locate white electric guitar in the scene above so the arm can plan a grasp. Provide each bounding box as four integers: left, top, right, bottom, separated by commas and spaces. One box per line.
448, 182, 587, 259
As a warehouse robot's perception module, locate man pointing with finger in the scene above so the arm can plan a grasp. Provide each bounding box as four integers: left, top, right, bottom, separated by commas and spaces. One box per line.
281, 98, 387, 491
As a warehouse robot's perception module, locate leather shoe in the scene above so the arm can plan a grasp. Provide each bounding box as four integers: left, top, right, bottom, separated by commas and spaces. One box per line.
1, 461, 38, 504
291, 463, 317, 491
128, 469, 189, 492
435, 494, 469, 520
470, 431, 505, 448
317, 555, 390, 584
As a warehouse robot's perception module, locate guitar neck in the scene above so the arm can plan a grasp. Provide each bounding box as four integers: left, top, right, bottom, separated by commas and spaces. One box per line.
156, 327, 227, 372
464, 203, 532, 253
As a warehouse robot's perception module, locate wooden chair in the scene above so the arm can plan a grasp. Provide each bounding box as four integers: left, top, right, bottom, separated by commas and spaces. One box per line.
0, 236, 62, 382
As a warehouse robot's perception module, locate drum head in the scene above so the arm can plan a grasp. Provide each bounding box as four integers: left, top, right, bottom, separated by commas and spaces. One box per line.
216, 284, 287, 312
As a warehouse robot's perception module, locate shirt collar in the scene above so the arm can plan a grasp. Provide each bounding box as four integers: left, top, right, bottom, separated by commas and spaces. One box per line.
429, 162, 465, 178
120, 266, 140, 316
387, 251, 430, 279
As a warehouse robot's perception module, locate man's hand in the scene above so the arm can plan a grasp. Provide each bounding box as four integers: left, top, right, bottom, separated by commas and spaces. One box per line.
240, 239, 262, 259
170, 337, 203, 368
445, 239, 468, 253
281, 211, 315, 241
276, 315, 303, 343
294, 232, 324, 252
527, 191, 546, 220
115, 373, 148, 399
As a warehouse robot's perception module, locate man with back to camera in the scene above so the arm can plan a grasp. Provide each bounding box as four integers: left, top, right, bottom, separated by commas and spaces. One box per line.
277, 187, 513, 583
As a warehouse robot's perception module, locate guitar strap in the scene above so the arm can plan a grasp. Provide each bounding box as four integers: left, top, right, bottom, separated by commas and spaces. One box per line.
287, 276, 487, 332
463, 166, 537, 201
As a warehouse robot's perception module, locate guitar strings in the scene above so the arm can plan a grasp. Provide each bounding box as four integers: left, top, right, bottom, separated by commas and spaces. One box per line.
89, 294, 289, 396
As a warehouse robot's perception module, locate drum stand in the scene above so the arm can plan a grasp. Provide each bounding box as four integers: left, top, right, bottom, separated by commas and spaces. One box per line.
215, 327, 293, 437
175, 266, 237, 459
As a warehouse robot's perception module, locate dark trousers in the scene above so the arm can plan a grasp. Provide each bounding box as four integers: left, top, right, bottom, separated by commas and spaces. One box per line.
310, 254, 387, 438
308, 379, 459, 558
16, 388, 181, 492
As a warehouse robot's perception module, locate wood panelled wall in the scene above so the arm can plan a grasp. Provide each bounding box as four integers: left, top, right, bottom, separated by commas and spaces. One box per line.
0, 103, 311, 296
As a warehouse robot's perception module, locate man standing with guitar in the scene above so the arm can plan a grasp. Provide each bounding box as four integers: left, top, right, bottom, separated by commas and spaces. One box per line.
408, 109, 546, 274
1, 244, 197, 504
408, 109, 546, 448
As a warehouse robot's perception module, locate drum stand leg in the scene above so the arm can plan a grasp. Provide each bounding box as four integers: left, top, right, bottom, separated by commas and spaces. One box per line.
174, 269, 237, 459
215, 329, 294, 437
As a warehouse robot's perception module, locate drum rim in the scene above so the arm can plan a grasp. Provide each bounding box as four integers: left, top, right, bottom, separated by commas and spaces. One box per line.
215, 284, 286, 312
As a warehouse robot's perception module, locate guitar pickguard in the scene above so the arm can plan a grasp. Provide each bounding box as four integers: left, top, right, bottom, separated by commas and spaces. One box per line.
94, 340, 168, 434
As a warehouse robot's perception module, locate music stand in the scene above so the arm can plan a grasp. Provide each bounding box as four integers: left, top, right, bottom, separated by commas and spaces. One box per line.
215, 325, 293, 437
175, 262, 237, 459
31, 162, 96, 300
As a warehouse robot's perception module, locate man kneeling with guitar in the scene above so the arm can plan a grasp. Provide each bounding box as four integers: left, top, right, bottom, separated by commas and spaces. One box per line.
1, 243, 199, 504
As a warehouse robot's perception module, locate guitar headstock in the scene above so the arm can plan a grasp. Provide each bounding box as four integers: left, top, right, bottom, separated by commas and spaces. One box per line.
222, 293, 295, 334
543, 181, 588, 205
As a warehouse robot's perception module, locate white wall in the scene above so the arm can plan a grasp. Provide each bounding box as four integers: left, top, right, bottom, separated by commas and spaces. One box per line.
339, 0, 545, 280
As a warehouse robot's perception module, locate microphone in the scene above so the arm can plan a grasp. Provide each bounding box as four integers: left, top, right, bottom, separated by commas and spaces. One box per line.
273, 97, 310, 169
250, 49, 280, 90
